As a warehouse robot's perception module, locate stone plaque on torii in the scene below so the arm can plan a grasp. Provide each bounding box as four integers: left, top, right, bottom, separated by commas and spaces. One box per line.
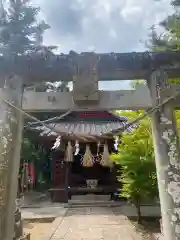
1, 51, 180, 239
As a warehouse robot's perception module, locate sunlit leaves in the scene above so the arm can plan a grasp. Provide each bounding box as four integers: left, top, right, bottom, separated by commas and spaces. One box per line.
111, 111, 158, 206
149, 1, 180, 53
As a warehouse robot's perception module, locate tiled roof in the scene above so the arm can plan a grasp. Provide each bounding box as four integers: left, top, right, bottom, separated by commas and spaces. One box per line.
28, 111, 136, 140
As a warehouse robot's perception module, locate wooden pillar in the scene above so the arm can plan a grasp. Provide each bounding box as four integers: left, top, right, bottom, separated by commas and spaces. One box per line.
148, 70, 180, 239
51, 151, 69, 203
64, 162, 70, 202
0, 75, 23, 240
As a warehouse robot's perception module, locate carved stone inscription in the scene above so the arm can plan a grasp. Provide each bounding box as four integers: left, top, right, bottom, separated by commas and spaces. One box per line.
72, 53, 99, 104
48, 96, 56, 103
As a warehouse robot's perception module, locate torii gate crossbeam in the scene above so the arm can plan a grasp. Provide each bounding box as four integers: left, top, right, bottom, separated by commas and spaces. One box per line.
0, 51, 180, 240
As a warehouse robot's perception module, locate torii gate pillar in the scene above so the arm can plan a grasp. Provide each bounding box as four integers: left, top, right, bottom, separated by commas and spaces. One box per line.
0, 76, 23, 240
148, 70, 180, 239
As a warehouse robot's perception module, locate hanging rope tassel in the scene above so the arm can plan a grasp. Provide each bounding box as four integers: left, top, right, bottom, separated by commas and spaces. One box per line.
114, 136, 119, 151
52, 136, 61, 150
64, 141, 73, 162
100, 142, 113, 168
97, 142, 100, 155
82, 145, 94, 167
74, 140, 80, 155
96, 141, 101, 162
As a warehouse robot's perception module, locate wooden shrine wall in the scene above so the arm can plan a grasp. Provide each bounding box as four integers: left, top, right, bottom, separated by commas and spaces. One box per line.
52, 151, 66, 187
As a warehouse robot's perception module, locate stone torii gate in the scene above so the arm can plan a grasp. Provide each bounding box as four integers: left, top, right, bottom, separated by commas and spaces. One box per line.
1, 51, 180, 240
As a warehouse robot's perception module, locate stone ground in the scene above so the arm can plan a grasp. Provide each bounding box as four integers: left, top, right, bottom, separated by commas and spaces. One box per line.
22, 205, 67, 220
21, 193, 161, 239
24, 207, 156, 240
24, 222, 51, 240
52, 207, 145, 240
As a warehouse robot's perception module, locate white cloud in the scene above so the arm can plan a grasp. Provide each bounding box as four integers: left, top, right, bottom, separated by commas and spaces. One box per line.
33, 0, 172, 53
33, 0, 173, 87
121, 5, 142, 20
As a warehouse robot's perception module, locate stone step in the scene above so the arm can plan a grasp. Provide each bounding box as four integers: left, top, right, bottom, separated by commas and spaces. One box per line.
68, 200, 123, 208
71, 194, 111, 201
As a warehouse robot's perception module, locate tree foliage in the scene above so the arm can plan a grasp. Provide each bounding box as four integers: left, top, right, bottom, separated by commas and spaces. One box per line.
20, 131, 52, 189
131, 80, 146, 89
0, 0, 57, 190
26, 81, 70, 92
149, 0, 180, 84
148, 1, 180, 51
113, 106, 180, 223
21, 134, 47, 164
0, 0, 54, 57
111, 111, 158, 222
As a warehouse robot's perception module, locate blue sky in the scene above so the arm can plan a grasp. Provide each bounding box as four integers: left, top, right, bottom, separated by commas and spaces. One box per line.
34, 0, 172, 90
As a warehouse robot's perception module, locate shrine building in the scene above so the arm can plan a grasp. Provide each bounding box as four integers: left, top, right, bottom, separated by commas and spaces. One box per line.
28, 110, 134, 203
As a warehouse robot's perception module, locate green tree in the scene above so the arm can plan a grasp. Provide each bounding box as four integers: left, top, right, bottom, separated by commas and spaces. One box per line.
26, 81, 70, 92
111, 111, 158, 222
148, 1, 180, 84
20, 133, 52, 190
122, 1, 180, 222
131, 80, 146, 89
0, 0, 54, 57
0, 1, 55, 238
149, 0, 180, 51
148, 0, 180, 133
0, 0, 58, 192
